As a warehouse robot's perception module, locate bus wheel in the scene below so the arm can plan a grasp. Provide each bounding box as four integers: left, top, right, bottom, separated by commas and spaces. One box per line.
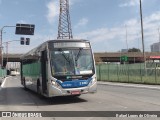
71, 94, 81, 98
37, 80, 41, 96
23, 77, 27, 90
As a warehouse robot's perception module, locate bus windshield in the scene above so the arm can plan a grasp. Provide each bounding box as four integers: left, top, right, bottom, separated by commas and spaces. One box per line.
50, 48, 94, 76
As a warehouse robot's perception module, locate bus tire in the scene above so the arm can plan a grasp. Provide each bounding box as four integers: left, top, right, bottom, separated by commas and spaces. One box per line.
71, 94, 81, 97
23, 77, 27, 90
37, 80, 41, 96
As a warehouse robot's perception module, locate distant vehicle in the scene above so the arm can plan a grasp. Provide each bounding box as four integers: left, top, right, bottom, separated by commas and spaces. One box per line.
10, 70, 20, 76
20, 39, 97, 97
10, 71, 17, 76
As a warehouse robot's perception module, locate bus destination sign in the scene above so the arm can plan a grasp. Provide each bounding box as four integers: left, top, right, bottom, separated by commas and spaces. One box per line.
54, 42, 90, 48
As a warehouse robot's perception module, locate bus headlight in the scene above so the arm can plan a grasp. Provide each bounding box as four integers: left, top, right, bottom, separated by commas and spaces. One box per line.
51, 80, 57, 86
51, 80, 60, 88
89, 77, 97, 85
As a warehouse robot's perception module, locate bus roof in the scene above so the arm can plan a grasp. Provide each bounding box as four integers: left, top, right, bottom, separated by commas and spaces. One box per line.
20, 39, 90, 60
47, 39, 90, 43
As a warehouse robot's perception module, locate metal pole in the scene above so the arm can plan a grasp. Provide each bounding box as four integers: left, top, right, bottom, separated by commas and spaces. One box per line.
158, 28, 160, 52
125, 25, 129, 51
0, 26, 16, 67
6, 42, 9, 69
125, 24, 129, 64
0, 29, 3, 67
139, 0, 146, 70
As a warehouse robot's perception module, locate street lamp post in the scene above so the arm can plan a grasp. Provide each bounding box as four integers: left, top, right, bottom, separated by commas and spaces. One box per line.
0, 26, 16, 67
139, 0, 146, 70
158, 27, 160, 52
125, 25, 129, 51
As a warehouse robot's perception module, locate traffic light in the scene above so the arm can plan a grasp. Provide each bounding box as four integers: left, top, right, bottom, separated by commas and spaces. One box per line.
26, 38, 30, 45
20, 37, 30, 45
20, 37, 25, 45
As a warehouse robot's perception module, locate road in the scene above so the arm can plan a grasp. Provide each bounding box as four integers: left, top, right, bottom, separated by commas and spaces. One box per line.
0, 76, 160, 120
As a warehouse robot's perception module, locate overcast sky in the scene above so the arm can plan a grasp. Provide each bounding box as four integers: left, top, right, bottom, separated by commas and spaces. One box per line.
0, 0, 160, 53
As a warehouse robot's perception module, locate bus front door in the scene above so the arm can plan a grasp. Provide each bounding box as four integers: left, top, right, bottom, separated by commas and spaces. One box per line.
41, 50, 47, 94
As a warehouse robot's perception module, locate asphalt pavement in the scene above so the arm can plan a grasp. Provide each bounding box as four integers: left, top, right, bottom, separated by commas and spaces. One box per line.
1, 76, 160, 120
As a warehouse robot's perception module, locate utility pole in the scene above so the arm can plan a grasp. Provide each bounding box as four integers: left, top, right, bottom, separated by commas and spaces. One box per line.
139, 0, 146, 70
125, 25, 129, 51
158, 27, 160, 52
57, 0, 73, 39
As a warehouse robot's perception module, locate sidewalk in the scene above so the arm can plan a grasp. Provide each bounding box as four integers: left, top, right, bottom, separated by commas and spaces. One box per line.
98, 81, 160, 90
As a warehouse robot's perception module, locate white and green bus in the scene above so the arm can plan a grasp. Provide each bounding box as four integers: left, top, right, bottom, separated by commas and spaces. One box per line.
20, 39, 97, 97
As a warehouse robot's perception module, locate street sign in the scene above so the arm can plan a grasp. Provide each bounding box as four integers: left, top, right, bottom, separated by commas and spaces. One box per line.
15, 24, 35, 35
120, 56, 128, 62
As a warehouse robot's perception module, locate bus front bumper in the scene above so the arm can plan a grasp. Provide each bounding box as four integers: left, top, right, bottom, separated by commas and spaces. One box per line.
48, 81, 97, 97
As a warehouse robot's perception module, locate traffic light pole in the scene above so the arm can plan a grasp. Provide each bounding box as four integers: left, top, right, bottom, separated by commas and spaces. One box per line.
2, 40, 22, 68
0, 24, 33, 67
0, 26, 16, 67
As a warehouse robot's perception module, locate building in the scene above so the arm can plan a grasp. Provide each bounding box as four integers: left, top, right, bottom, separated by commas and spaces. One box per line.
121, 49, 128, 53
151, 42, 160, 52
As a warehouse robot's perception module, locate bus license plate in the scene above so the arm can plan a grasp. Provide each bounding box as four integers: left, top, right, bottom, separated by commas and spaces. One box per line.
71, 91, 80, 95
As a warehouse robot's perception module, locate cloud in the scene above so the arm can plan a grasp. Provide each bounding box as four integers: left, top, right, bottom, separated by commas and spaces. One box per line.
17, 20, 27, 24
144, 11, 160, 24
74, 10, 160, 51
76, 27, 126, 43
70, 0, 77, 5
46, 0, 59, 24
46, 0, 79, 24
74, 18, 89, 28
119, 0, 142, 7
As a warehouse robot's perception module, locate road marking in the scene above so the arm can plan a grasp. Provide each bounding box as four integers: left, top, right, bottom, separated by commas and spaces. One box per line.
98, 82, 160, 90
22, 103, 35, 105
1, 78, 7, 88
0, 76, 12, 88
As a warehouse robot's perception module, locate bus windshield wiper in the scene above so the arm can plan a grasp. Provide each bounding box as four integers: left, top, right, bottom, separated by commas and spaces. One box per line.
58, 49, 72, 66
75, 48, 83, 65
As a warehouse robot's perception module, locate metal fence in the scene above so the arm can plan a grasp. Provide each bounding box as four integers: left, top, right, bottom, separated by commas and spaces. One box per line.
96, 63, 160, 84
0, 68, 6, 84
0, 68, 6, 78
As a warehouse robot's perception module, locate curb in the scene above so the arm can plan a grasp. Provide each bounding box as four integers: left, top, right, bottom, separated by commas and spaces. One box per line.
0, 77, 7, 88
98, 81, 160, 90
0, 76, 11, 89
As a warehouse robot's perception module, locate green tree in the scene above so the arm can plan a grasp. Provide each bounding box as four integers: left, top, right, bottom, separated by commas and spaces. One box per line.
128, 48, 141, 52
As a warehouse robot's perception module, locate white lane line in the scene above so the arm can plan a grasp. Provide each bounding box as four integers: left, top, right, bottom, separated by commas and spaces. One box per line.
22, 103, 35, 105
111, 83, 160, 89
1, 76, 12, 88
1, 78, 7, 88
98, 82, 160, 90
